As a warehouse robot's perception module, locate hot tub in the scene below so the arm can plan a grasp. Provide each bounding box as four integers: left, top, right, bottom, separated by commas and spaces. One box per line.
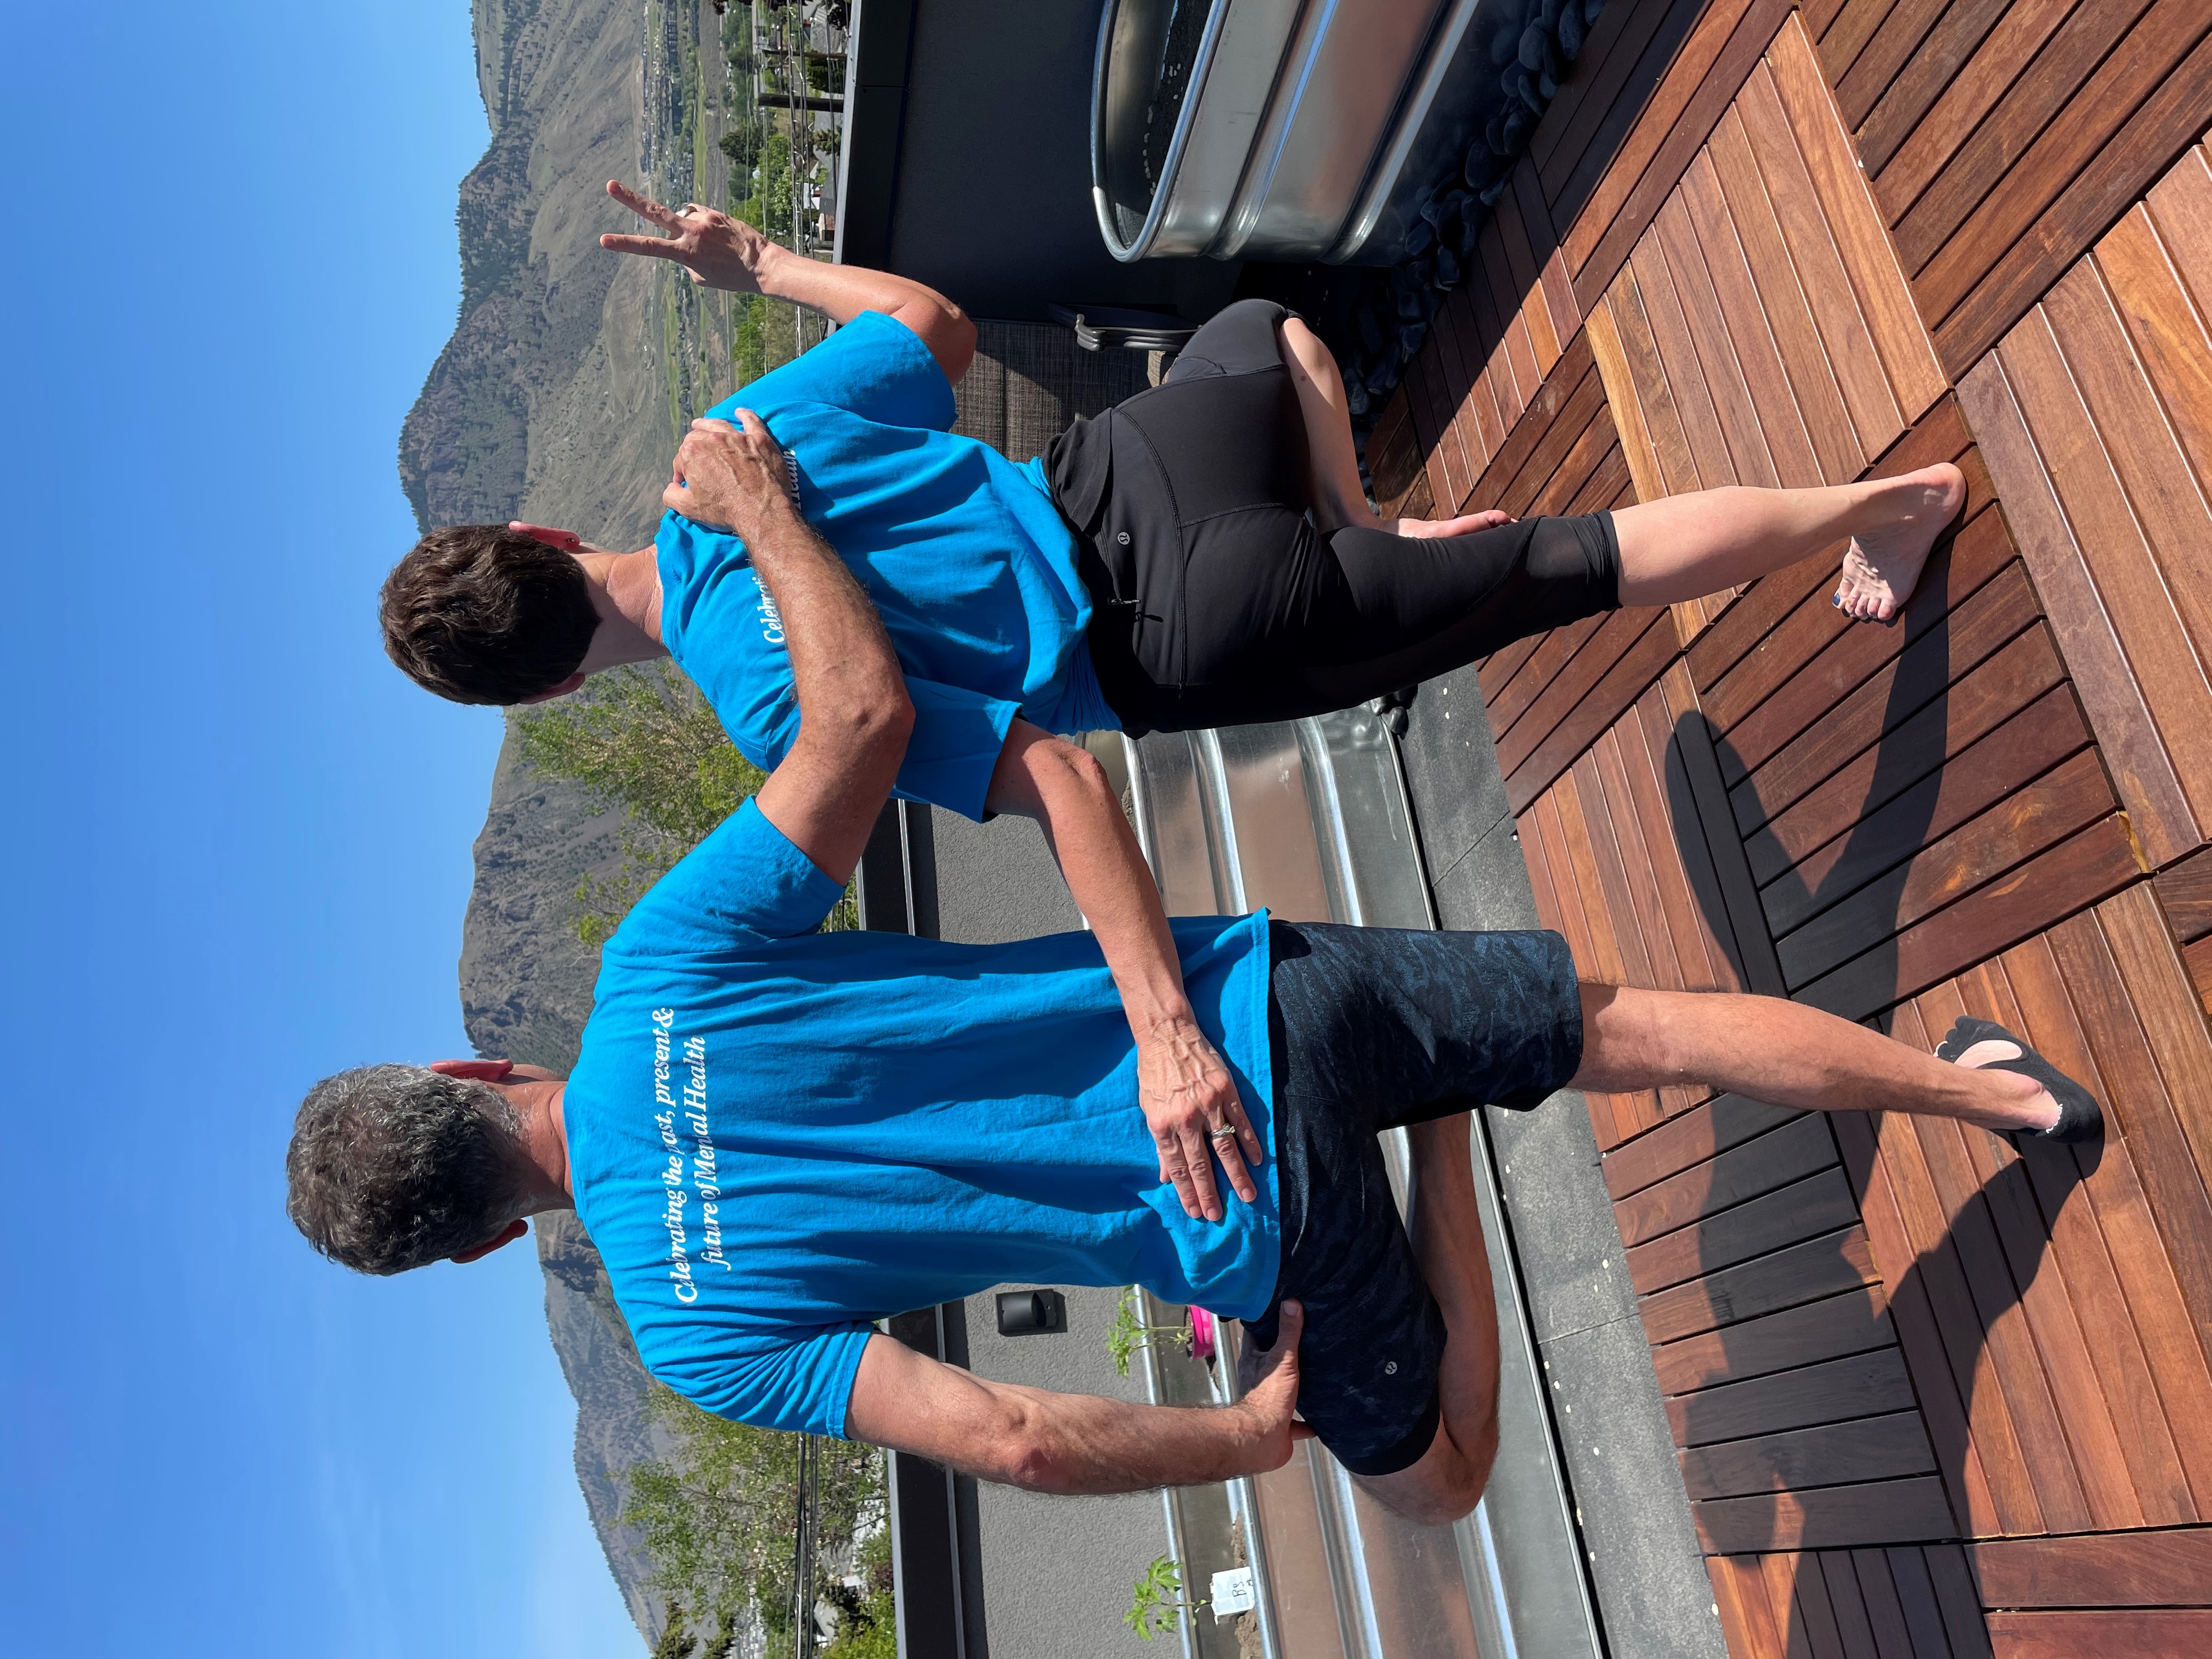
1091, 0, 1515, 265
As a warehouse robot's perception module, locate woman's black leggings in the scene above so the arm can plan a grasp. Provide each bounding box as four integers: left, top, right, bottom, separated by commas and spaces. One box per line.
1042, 298, 1622, 733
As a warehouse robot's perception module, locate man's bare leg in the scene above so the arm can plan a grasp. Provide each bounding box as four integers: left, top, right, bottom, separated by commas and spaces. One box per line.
1276, 318, 1510, 540
1612, 466, 1965, 624
1353, 1113, 1503, 1527
1574, 984, 2063, 1132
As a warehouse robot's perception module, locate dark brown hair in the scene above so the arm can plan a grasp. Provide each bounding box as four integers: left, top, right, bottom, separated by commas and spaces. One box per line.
287, 1065, 526, 1275
380, 525, 600, 704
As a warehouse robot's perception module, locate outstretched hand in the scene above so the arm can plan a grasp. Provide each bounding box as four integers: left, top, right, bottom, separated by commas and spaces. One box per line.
599, 179, 775, 292
663, 412, 796, 536
1139, 1022, 1263, 1223
1236, 1302, 1314, 1462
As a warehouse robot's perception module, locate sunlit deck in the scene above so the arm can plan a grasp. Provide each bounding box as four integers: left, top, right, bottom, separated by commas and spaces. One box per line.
1362, 1, 2212, 1654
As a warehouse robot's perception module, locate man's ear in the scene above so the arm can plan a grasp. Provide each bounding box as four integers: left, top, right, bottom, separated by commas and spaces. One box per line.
428, 1058, 514, 1081
517, 673, 588, 704
451, 1218, 529, 1265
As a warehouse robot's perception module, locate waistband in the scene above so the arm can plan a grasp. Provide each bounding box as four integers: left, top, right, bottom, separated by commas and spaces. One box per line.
1049, 466, 1161, 735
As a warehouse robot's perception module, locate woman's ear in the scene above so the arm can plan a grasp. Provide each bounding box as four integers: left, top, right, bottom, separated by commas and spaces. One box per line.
428, 1058, 515, 1081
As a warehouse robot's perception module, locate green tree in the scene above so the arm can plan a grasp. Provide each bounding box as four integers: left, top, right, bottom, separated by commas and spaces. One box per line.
699, 1607, 740, 1659
621, 1384, 887, 1646
735, 129, 794, 242
719, 123, 763, 168
512, 662, 856, 942
652, 1599, 699, 1659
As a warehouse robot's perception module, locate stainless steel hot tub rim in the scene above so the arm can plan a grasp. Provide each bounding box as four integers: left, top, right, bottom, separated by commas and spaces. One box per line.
1088, 0, 1502, 267
1088, 0, 1238, 264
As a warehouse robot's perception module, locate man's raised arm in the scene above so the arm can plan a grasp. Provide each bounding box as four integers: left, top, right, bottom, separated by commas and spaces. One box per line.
602, 182, 975, 385
845, 1305, 1310, 1496
667, 413, 912, 881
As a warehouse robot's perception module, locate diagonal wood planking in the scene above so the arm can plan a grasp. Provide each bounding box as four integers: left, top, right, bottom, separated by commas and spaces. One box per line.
1381, 3, 2212, 1652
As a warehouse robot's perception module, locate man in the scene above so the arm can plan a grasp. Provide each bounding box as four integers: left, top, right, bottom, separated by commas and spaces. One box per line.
381, 181, 1971, 1223
298, 404, 2098, 1523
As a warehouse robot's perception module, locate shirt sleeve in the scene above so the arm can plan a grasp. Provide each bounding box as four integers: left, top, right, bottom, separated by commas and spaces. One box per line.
702, 310, 955, 433
896, 678, 1020, 823
656, 1323, 877, 1438
623, 797, 847, 945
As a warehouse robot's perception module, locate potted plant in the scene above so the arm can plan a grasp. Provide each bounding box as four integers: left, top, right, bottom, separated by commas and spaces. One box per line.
1126, 1556, 1206, 1641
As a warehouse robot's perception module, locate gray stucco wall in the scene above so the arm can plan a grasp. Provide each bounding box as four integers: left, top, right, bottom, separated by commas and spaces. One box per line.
928, 807, 1084, 946
1397, 666, 1727, 1659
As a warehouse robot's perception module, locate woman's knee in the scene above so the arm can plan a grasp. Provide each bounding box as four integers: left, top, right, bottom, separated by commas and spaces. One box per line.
1354, 1423, 1493, 1526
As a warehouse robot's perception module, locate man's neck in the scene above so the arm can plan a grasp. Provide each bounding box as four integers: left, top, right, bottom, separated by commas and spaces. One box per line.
575, 546, 668, 675
504, 1079, 575, 1214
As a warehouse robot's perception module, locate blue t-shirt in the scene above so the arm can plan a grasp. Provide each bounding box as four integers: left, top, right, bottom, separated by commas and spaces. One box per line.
658, 311, 1119, 822
563, 800, 1277, 1438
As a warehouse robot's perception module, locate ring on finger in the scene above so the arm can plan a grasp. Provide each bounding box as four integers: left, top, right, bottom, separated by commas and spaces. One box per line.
1208, 1125, 1239, 1147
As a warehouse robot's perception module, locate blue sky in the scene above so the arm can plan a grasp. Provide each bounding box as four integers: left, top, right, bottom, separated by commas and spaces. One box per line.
0, 4, 642, 1654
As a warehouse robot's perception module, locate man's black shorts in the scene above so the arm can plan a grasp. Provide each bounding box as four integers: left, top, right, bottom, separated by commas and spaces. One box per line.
1249, 921, 1584, 1476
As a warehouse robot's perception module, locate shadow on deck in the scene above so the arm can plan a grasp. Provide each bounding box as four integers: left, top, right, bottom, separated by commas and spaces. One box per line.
1375, 1, 2212, 1655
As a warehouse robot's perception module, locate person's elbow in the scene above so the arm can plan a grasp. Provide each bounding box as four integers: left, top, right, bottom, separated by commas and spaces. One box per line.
912, 300, 976, 386
956, 1394, 1079, 1495
837, 683, 914, 760
998, 1417, 1087, 1497
1032, 733, 1112, 809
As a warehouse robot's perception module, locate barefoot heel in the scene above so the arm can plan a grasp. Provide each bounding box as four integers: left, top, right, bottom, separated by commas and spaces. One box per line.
1934, 1016, 2105, 1144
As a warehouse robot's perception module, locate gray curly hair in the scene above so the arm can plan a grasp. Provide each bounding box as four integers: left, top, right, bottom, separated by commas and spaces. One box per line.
286, 1064, 528, 1275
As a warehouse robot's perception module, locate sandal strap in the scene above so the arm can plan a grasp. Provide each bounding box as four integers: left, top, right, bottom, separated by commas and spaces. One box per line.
1936, 1017, 2103, 1144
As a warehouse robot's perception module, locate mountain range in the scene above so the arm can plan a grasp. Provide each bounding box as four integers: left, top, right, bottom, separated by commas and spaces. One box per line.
402, 0, 682, 1638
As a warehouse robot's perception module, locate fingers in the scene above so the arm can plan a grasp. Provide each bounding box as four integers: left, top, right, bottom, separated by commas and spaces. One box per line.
599, 232, 686, 260
1215, 1106, 1259, 1205
1179, 1122, 1224, 1222
1156, 1134, 1201, 1221
732, 408, 769, 438
606, 179, 682, 229
1249, 1300, 1304, 1370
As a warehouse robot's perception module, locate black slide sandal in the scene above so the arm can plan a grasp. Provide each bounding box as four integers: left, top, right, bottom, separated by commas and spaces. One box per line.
1934, 1016, 2105, 1144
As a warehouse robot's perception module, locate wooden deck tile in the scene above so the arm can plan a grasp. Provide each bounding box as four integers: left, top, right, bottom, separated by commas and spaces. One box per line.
1985, 1610, 2212, 1656
1397, 7, 2212, 1649
1652, 1285, 1897, 1395
1706, 106, 1866, 486
1768, 16, 1948, 421
1970, 1528, 2212, 1607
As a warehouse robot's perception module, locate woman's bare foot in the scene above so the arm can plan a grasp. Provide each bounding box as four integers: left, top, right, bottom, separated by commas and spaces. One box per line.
1387, 509, 1515, 539
1832, 462, 1966, 623
1950, 1037, 2061, 1133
